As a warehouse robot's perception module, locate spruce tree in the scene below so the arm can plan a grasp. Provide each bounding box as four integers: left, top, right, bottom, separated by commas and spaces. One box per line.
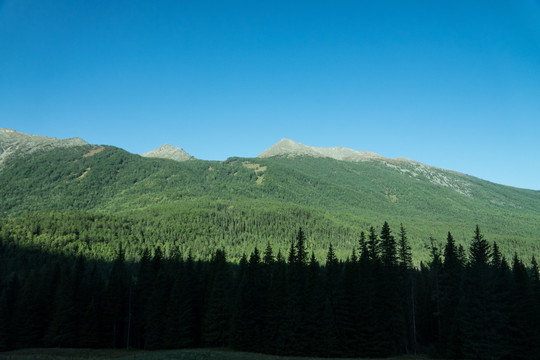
463, 226, 498, 360
305, 252, 325, 355
398, 224, 415, 354
492, 241, 502, 268
326, 243, 338, 268
104, 245, 129, 348
133, 248, 152, 349
530, 256, 540, 357
287, 240, 296, 265
43, 268, 77, 347
367, 226, 379, 262
79, 264, 105, 348
144, 271, 169, 349
202, 249, 232, 347
380, 221, 398, 267
263, 251, 288, 355
398, 223, 412, 270
174, 253, 200, 348
231, 247, 264, 351
440, 232, 464, 359
377, 222, 405, 355
163, 259, 185, 349
469, 225, 491, 267
531, 256, 540, 284
263, 242, 274, 265
284, 228, 310, 355
295, 227, 307, 265
0, 293, 7, 350
340, 257, 361, 356
495, 255, 531, 359
358, 231, 367, 258
13, 270, 43, 348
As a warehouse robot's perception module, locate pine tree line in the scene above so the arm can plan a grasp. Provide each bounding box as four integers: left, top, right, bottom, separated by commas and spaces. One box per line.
1, 223, 539, 359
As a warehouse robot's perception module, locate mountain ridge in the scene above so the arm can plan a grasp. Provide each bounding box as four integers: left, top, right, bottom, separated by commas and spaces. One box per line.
0, 128, 87, 166
258, 138, 389, 162
0, 128, 535, 192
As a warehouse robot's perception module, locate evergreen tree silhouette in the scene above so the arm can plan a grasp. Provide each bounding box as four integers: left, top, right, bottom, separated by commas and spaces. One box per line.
463, 226, 498, 360
202, 249, 232, 347
104, 245, 129, 348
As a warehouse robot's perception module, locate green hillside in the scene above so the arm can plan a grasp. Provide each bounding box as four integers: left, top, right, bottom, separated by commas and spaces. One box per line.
1, 144, 539, 262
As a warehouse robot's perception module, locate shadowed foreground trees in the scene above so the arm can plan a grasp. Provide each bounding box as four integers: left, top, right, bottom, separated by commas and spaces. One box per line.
0, 223, 539, 359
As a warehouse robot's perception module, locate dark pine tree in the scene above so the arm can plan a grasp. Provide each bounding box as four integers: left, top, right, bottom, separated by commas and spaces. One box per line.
285, 228, 309, 355
165, 252, 201, 349
144, 269, 170, 350
304, 252, 326, 356
0, 290, 10, 351
263, 242, 274, 265
463, 226, 499, 360
440, 232, 465, 359
164, 271, 183, 349
503, 255, 536, 359
358, 231, 367, 259
231, 248, 264, 352
262, 250, 289, 355
367, 226, 379, 262
377, 222, 406, 355
340, 254, 362, 356
0, 275, 19, 350
132, 248, 152, 349
295, 227, 308, 266
398, 224, 413, 270
202, 249, 233, 347
529, 256, 540, 357
398, 224, 416, 355
104, 245, 130, 348
323, 243, 343, 356
79, 264, 105, 348
43, 267, 77, 347
13, 270, 44, 348
380, 221, 397, 267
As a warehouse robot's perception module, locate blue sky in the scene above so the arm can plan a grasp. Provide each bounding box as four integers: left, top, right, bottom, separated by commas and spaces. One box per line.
1, 1, 539, 190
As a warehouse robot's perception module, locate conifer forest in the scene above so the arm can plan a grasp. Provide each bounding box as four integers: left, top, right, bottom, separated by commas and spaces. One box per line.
1, 223, 539, 360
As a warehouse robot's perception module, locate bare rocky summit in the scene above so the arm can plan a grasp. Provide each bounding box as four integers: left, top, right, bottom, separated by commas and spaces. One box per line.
141, 144, 194, 162
258, 138, 387, 162
0, 128, 87, 166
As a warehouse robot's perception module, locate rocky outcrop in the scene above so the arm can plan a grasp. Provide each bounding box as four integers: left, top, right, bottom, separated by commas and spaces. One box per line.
0, 128, 88, 165
141, 144, 194, 162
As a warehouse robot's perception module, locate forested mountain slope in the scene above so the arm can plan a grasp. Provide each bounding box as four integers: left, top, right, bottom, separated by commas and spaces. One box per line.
0, 136, 539, 262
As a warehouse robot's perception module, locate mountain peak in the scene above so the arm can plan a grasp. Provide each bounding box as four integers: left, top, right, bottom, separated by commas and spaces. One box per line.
141, 143, 194, 162
257, 138, 386, 162
0, 128, 88, 165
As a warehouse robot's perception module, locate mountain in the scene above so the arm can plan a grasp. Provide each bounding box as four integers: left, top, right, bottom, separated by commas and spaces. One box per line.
141, 143, 195, 162
0, 128, 87, 166
258, 138, 386, 161
0, 130, 539, 263
260, 139, 472, 196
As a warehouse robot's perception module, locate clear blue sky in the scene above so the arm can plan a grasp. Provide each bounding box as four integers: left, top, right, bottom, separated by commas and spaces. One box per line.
1, 1, 539, 190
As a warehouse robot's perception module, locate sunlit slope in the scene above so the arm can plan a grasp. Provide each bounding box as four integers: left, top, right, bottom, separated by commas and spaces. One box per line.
0, 145, 538, 261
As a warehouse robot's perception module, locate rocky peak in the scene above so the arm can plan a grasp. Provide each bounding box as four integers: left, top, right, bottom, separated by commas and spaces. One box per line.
0, 128, 88, 165
257, 138, 386, 162
141, 143, 194, 162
